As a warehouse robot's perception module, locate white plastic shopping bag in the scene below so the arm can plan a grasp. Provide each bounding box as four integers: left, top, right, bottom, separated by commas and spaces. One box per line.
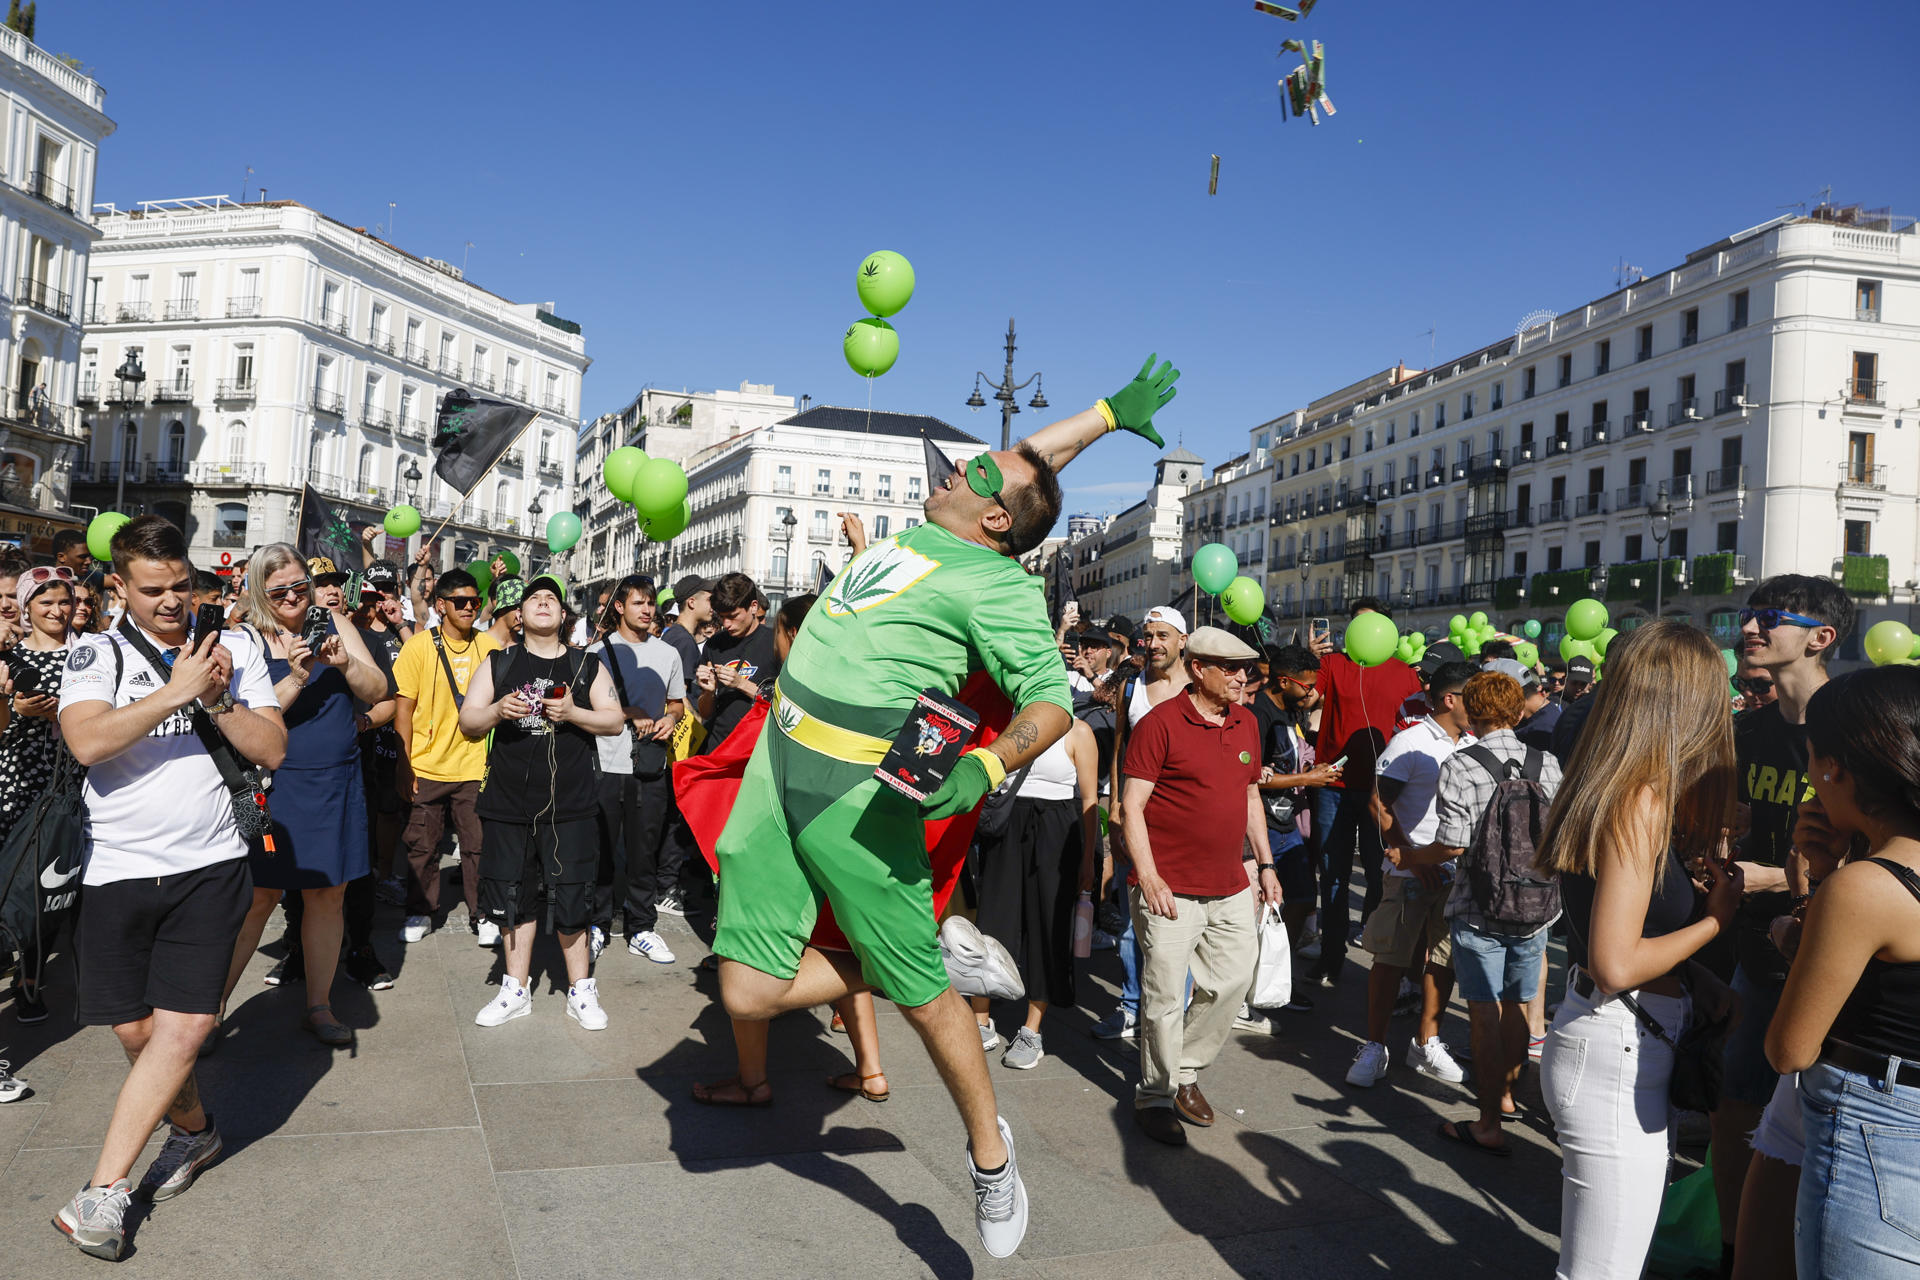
1249, 903, 1292, 1009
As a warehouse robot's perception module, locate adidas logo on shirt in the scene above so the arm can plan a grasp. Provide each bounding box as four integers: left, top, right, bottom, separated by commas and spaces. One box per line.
128, 671, 156, 690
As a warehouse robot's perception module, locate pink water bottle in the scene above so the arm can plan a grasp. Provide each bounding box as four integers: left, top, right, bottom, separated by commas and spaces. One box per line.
1072, 892, 1095, 959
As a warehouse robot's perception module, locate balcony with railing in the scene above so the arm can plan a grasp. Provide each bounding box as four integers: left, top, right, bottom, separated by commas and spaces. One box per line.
438, 358, 462, 380
368, 330, 395, 355
191, 462, 261, 486
1537, 499, 1570, 523
105, 379, 143, 404
1466, 451, 1506, 481
404, 342, 429, 366
311, 387, 345, 415
152, 378, 193, 403
28, 168, 72, 212
397, 415, 427, 441
501, 447, 524, 468
1848, 377, 1885, 407
1665, 474, 1698, 503
215, 378, 256, 401
317, 309, 350, 335
539, 457, 563, 478
470, 370, 495, 392
1624, 408, 1653, 433
1840, 462, 1888, 490
1706, 464, 1747, 494
1858, 306, 1881, 323
503, 380, 527, 402
76, 378, 98, 406
1582, 421, 1612, 448
544, 394, 569, 414
163, 299, 198, 321
211, 527, 250, 549
115, 301, 152, 323
226, 297, 261, 319
18, 275, 70, 319
1573, 492, 1608, 517
361, 407, 394, 432
1617, 483, 1651, 510
1713, 384, 1750, 415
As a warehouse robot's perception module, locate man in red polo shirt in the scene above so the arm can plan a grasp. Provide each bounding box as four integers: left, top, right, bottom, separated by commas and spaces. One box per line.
1122, 626, 1282, 1146
1308, 598, 1423, 986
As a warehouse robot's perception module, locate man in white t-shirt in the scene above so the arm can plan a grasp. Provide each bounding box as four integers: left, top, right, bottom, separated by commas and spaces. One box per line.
52, 516, 286, 1260
589, 575, 686, 964
1345, 659, 1474, 1089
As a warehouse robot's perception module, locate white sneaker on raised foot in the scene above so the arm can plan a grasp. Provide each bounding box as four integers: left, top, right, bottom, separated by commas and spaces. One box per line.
628, 930, 675, 964
939, 916, 1024, 1001
141, 1116, 223, 1201
400, 915, 432, 944
968, 1115, 1029, 1259
1345, 1040, 1390, 1088
53, 1178, 131, 1260
566, 978, 608, 1030
476, 919, 501, 948
475, 976, 531, 1027
1405, 1036, 1466, 1084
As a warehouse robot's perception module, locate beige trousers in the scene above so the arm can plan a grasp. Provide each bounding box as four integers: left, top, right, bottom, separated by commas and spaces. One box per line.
1130, 885, 1258, 1108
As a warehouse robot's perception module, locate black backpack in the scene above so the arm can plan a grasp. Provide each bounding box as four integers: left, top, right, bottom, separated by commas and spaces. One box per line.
1457, 744, 1561, 930
0, 754, 85, 982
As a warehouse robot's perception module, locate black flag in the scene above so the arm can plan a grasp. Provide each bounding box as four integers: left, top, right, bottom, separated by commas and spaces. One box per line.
816, 559, 834, 594
298, 484, 358, 575
433, 389, 536, 494
923, 434, 956, 495
1050, 543, 1077, 627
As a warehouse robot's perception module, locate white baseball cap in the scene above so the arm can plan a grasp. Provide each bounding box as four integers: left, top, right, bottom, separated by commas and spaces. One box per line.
1144, 606, 1188, 635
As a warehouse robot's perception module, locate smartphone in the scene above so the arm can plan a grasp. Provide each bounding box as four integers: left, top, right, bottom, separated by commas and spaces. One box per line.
9, 661, 41, 695
194, 603, 226, 654
1310, 617, 1332, 645
1330, 754, 1348, 769
300, 604, 330, 653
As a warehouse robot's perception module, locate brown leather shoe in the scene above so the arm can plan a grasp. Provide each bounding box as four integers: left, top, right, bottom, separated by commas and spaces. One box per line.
1174, 1084, 1215, 1126
1135, 1105, 1188, 1146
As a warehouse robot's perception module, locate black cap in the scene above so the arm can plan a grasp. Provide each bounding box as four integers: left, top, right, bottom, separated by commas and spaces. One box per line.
672, 574, 713, 602
1418, 639, 1464, 680
1076, 629, 1116, 648
1105, 613, 1135, 639
1567, 655, 1596, 683
363, 559, 401, 593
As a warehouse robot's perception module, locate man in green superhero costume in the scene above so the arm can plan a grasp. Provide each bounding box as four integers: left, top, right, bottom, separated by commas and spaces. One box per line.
706, 356, 1180, 1258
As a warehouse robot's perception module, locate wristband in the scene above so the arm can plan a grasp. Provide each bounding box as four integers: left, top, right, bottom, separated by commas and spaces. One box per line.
964, 746, 1007, 789
1093, 399, 1118, 433
1257, 863, 1275, 871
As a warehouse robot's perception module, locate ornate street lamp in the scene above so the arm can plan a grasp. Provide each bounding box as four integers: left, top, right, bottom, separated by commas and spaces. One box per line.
1649, 495, 1673, 617
963, 319, 1048, 452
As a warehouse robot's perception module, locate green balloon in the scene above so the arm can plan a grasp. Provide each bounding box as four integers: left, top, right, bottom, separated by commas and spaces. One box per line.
1523, 618, 1542, 639
86, 511, 130, 562
1595, 626, 1620, 656
493, 549, 521, 578
1220, 576, 1265, 625
1514, 641, 1539, 668
463, 562, 493, 599
546, 512, 582, 555
1721, 648, 1739, 677
855, 250, 916, 318
1565, 597, 1609, 642
1191, 543, 1239, 595
1344, 611, 1399, 667
383, 504, 421, 538
1448, 614, 1468, 635
1469, 610, 1489, 629
643, 497, 691, 541
1560, 633, 1583, 663
604, 446, 649, 502
1909, 631, 1920, 661
843, 317, 899, 377
631, 458, 689, 519
1864, 619, 1916, 667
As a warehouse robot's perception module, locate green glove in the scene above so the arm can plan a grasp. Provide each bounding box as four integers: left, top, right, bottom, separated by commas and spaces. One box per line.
1099, 354, 1181, 448
919, 748, 1005, 821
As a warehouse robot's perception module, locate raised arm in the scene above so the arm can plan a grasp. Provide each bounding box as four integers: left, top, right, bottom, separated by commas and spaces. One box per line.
1021, 355, 1181, 472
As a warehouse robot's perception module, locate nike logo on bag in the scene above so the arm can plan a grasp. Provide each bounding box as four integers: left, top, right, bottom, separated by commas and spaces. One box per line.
41, 859, 79, 890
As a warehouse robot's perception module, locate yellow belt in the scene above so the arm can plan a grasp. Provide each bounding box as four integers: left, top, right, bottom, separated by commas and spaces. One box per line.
771, 681, 891, 766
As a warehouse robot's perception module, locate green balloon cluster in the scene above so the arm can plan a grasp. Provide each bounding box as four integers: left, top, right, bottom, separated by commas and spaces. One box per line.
845, 250, 915, 378
1448, 611, 1503, 658
1188, 543, 1265, 626
1393, 630, 1429, 666
604, 445, 691, 545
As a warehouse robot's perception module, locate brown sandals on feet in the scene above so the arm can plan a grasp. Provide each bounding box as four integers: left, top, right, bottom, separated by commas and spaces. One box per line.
691, 1076, 772, 1107
827, 1071, 889, 1103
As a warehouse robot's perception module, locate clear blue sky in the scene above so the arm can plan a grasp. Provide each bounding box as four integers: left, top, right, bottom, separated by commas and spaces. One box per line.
70, 0, 1920, 525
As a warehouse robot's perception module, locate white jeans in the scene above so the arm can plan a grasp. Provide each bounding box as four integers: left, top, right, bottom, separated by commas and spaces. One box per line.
1540, 976, 1689, 1280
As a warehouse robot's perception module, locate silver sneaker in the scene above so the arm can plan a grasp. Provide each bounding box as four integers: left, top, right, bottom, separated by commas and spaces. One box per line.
968, 1115, 1029, 1259
978, 1021, 1003, 1052
0, 1059, 28, 1103
1001, 1027, 1045, 1070
53, 1179, 132, 1259
939, 917, 1024, 1001
141, 1117, 223, 1201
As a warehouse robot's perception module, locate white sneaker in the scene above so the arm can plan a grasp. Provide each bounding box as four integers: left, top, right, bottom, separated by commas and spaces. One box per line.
1405, 1036, 1466, 1084
968, 1115, 1029, 1259
1345, 1040, 1390, 1088
1232, 1002, 1273, 1034
939, 916, 1024, 1001
0, 1060, 28, 1103
475, 976, 531, 1027
628, 930, 675, 964
476, 920, 501, 948
589, 926, 607, 963
400, 915, 432, 944
978, 1021, 1003, 1053
566, 978, 608, 1031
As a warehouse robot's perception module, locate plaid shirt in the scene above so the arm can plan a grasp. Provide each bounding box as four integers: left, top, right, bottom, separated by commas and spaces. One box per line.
1437, 728, 1563, 937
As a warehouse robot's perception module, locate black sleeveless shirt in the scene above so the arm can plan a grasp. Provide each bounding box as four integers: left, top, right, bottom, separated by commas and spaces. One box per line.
1828, 858, 1920, 1060
1561, 847, 1703, 971
475, 645, 602, 825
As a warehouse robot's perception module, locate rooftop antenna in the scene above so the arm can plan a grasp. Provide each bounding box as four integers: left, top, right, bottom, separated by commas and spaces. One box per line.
1615, 257, 1644, 289
241, 165, 253, 202
462, 241, 474, 274
387, 201, 397, 241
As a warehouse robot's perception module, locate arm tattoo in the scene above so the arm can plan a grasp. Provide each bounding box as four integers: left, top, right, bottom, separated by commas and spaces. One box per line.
1005, 717, 1040, 756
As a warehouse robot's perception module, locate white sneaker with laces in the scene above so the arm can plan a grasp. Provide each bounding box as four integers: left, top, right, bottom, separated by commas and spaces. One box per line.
1406, 1036, 1466, 1084
475, 976, 532, 1027
53, 1178, 132, 1259
400, 915, 431, 943
939, 916, 1024, 1001
566, 978, 608, 1030
476, 919, 501, 947
140, 1117, 223, 1201
628, 930, 675, 964
1345, 1040, 1390, 1088
968, 1115, 1029, 1259
0, 1059, 28, 1103
1232, 1002, 1273, 1034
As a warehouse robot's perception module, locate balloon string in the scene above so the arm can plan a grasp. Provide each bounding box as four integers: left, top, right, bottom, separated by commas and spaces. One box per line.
866, 375, 874, 434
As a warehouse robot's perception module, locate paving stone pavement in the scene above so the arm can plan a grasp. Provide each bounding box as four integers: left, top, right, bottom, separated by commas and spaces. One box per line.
1, 899, 1567, 1278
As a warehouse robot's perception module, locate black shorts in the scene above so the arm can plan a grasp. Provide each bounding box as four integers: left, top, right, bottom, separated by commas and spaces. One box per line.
479, 818, 597, 932
76, 858, 252, 1025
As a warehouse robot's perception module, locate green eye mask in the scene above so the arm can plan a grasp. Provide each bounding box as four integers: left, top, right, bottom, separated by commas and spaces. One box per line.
965, 454, 1004, 504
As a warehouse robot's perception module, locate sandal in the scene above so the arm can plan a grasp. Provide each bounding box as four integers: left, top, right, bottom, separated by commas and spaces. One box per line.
830, 1011, 847, 1035
827, 1070, 889, 1103
306, 1004, 353, 1048
1436, 1119, 1510, 1158
690, 1076, 772, 1107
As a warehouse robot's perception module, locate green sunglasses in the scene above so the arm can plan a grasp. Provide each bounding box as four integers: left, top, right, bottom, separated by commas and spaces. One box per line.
964, 453, 1006, 511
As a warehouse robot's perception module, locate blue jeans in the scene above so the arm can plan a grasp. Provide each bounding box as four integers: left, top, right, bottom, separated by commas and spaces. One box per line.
1449, 919, 1548, 1003
1118, 907, 1141, 1015
1310, 785, 1384, 975
1722, 963, 1786, 1107
1797, 1057, 1920, 1278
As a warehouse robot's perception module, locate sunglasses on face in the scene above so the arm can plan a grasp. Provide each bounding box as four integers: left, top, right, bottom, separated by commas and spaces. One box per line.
1742, 679, 1775, 695
1199, 658, 1256, 677
964, 453, 1007, 512
265, 578, 311, 602
441, 594, 482, 611
1739, 607, 1824, 632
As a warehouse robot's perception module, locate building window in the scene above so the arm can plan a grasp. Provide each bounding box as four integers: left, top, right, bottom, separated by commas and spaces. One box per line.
1717, 521, 1739, 553
1857, 279, 1882, 322
225, 422, 246, 464
1410, 410, 1421, 437
816, 467, 832, 495
1730, 289, 1749, 331
399, 384, 415, 425
1847, 431, 1874, 484
876, 473, 892, 499
776, 464, 793, 493
1595, 340, 1611, 375
1584, 540, 1601, 568
1546, 545, 1563, 571
811, 510, 829, 540
320, 280, 342, 325
1670, 527, 1689, 560
1513, 550, 1528, 577
1636, 324, 1653, 362
1435, 402, 1447, 429
846, 470, 861, 497
771, 548, 787, 583
1462, 392, 1474, 420
1624, 534, 1643, 561
1491, 380, 1504, 410
873, 515, 890, 539
1523, 366, 1537, 399
908, 475, 922, 501
1681, 308, 1699, 346
1845, 520, 1871, 556
371, 303, 389, 345
1851, 351, 1881, 403
1558, 354, 1573, 388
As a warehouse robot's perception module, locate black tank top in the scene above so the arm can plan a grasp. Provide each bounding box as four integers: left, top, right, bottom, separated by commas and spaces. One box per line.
1828, 858, 1920, 1060
1561, 847, 1703, 971
475, 646, 601, 824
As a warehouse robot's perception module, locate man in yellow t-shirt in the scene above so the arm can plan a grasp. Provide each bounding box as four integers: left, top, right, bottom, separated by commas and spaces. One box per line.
392, 568, 502, 944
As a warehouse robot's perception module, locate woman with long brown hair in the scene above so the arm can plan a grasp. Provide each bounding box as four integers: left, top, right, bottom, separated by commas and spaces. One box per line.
1536, 619, 1744, 1279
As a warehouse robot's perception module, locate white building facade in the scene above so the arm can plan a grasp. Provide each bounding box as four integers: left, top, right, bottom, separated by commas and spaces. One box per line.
0, 27, 112, 546
669, 405, 983, 606
1096, 449, 1204, 620
76, 198, 588, 576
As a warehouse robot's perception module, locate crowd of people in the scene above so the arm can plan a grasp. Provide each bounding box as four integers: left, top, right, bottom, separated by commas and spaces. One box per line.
0, 377, 1915, 1274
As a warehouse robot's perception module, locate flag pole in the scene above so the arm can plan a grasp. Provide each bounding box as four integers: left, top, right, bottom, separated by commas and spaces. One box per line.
412, 413, 542, 570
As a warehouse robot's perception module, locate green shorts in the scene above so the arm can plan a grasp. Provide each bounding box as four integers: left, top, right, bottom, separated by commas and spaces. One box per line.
710, 718, 949, 1008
